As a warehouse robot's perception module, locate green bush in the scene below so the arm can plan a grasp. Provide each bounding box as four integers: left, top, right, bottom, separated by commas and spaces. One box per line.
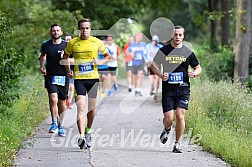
187, 79, 252, 167
0, 74, 48, 166
195, 44, 234, 81
245, 75, 252, 91
0, 12, 25, 112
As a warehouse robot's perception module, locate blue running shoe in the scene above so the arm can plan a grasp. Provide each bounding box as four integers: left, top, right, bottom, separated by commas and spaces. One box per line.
49, 123, 58, 133
107, 90, 112, 96
113, 84, 118, 91
58, 125, 65, 137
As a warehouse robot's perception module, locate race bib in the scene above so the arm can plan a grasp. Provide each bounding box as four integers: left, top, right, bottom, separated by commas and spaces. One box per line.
134, 51, 143, 60
52, 76, 66, 86
168, 72, 183, 84
128, 61, 132, 66
78, 62, 94, 75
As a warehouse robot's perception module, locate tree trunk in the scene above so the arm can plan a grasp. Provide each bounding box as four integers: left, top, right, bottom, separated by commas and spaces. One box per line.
220, 0, 231, 47
234, 0, 251, 82
208, 0, 219, 50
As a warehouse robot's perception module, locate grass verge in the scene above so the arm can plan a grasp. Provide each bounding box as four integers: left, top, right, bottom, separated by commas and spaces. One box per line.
187, 79, 252, 167
0, 74, 48, 166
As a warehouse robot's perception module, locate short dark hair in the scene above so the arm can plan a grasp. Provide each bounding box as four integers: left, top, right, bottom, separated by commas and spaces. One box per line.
78, 18, 91, 29
50, 23, 61, 31
174, 25, 185, 33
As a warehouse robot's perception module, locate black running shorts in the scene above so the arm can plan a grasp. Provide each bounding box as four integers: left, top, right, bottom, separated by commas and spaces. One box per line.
108, 67, 117, 76
162, 83, 190, 113
74, 79, 99, 98
44, 75, 69, 100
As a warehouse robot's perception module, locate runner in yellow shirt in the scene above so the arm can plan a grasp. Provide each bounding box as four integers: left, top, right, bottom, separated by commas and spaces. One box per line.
63, 18, 111, 149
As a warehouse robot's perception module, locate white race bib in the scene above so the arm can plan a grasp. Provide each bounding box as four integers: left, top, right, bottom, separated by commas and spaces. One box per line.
78, 62, 94, 75
168, 72, 183, 84
52, 76, 66, 86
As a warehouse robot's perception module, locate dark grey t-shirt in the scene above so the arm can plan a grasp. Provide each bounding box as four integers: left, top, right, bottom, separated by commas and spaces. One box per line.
153, 44, 199, 84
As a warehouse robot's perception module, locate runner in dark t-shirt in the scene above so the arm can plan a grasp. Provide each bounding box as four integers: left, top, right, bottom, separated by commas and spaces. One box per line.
151, 25, 202, 153
39, 23, 68, 137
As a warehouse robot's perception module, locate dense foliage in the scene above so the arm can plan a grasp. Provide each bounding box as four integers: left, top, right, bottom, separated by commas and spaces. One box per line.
0, 0, 82, 112
195, 44, 234, 81
0, 11, 25, 112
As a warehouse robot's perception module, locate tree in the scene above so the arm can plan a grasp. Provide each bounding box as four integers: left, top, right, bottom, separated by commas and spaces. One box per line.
234, 0, 251, 82
8, 0, 83, 70
220, 0, 231, 47
0, 7, 24, 112
208, 0, 220, 50
51, 0, 148, 30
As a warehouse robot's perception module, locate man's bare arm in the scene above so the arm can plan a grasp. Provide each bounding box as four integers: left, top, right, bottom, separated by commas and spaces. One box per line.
94, 52, 112, 65
39, 53, 47, 75
151, 62, 168, 81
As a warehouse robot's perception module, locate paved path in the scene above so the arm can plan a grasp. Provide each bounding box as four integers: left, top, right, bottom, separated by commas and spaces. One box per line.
13, 78, 229, 167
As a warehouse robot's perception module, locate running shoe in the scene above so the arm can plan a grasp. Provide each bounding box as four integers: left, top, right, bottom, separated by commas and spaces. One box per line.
101, 93, 106, 98
58, 125, 65, 137
172, 144, 183, 153
78, 137, 86, 149
135, 91, 139, 97
107, 90, 112, 96
150, 86, 155, 95
49, 123, 58, 133
138, 91, 143, 96
85, 133, 92, 148
154, 94, 158, 102
113, 83, 118, 91
160, 128, 171, 144
67, 102, 73, 109
128, 88, 132, 92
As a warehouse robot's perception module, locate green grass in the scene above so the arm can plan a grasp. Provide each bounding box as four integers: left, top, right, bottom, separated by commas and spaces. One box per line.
186, 79, 252, 167
0, 74, 48, 166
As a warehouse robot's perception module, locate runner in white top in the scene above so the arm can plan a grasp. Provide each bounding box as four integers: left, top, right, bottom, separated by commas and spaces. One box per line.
106, 35, 120, 95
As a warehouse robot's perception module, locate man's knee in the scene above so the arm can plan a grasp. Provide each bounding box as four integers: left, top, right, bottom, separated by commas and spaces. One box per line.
49, 93, 58, 104
164, 111, 174, 122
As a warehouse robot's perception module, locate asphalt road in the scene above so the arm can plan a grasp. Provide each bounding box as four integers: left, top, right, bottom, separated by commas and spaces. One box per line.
13, 78, 229, 167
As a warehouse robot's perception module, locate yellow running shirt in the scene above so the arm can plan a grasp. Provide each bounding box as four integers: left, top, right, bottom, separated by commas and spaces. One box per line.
65, 36, 108, 79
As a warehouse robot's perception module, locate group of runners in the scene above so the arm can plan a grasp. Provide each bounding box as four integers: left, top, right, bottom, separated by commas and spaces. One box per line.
39, 18, 202, 153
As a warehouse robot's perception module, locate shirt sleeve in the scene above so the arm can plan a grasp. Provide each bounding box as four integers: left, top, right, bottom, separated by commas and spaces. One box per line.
40, 43, 45, 54
98, 39, 108, 55
189, 52, 199, 68
153, 49, 165, 66
65, 40, 73, 55
145, 44, 150, 62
